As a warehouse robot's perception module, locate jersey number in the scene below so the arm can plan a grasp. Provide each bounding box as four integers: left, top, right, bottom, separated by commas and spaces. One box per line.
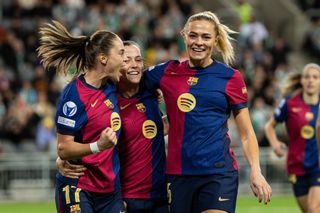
62, 185, 82, 204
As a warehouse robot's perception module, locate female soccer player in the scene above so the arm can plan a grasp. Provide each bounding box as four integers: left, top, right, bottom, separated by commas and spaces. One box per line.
117, 41, 168, 213
145, 11, 272, 213
57, 41, 169, 213
265, 63, 320, 213
38, 21, 126, 213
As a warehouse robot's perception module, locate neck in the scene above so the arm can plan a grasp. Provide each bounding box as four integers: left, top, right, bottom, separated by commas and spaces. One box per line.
118, 82, 139, 98
84, 70, 105, 88
302, 92, 319, 105
189, 58, 213, 68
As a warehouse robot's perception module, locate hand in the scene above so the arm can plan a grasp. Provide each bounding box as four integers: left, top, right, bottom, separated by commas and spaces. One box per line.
97, 127, 118, 151
272, 142, 287, 157
155, 89, 163, 103
249, 169, 272, 204
56, 157, 86, 179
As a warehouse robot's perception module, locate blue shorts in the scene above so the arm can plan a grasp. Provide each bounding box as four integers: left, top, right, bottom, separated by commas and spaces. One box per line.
123, 198, 168, 213
289, 170, 320, 197
167, 171, 238, 213
55, 175, 126, 213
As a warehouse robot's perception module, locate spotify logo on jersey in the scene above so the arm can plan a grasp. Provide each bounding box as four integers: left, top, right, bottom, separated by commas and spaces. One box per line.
110, 112, 121, 131
177, 93, 196, 112
300, 125, 314, 139
142, 120, 157, 139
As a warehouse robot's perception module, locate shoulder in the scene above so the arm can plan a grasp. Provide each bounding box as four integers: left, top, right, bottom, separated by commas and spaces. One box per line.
146, 60, 181, 72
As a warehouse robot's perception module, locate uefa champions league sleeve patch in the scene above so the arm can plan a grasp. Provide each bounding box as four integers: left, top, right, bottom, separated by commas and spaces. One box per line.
63, 101, 77, 117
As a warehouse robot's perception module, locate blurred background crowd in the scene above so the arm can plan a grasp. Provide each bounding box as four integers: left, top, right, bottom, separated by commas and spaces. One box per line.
0, 0, 319, 153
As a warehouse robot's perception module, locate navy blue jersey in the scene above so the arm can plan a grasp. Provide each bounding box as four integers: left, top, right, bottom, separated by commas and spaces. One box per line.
145, 60, 248, 175
56, 75, 121, 193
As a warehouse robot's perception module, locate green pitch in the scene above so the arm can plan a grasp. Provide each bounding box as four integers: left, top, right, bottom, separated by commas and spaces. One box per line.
0, 196, 299, 213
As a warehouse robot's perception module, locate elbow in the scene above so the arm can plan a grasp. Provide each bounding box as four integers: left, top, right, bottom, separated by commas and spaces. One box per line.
57, 143, 69, 160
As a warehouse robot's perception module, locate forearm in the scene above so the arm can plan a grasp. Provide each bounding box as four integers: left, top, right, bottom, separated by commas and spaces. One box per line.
241, 130, 261, 171
264, 118, 279, 148
57, 141, 92, 160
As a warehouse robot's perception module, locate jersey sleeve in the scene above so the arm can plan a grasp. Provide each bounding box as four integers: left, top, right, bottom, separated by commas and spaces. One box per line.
226, 70, 248, 109
274, 98, 288, 122
144, 61, 173, 90
55, 84, 87, 136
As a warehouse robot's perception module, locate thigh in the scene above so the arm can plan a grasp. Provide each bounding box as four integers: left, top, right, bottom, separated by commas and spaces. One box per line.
55, 178, 93, 213
307, 170, 320, 211
167, 175, 195, 213
195, 172, 239, 213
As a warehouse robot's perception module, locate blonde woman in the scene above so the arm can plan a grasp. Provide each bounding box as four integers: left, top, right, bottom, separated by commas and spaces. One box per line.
265, 63, 320, 213
145, 11, 271, 213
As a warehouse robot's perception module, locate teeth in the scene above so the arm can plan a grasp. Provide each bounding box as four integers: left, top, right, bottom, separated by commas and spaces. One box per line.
127, 71, 139, 75
192, 48, 204, 52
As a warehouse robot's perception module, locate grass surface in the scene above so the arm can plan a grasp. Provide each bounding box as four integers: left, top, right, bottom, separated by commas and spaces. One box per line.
0, 195, 300, 213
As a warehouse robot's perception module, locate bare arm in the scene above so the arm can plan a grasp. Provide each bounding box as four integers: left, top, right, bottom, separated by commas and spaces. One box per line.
316, 112, 320, 154
264, 117, 287, 157
162, 115, 169, 136
233, 108, 272, 204
57, 127, 118, 160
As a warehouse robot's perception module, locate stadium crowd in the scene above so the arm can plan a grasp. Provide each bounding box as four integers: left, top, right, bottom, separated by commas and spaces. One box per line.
0, 0, 318, 152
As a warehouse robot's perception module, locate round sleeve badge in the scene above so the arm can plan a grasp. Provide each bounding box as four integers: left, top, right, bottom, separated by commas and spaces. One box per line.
62, 101, 77, 117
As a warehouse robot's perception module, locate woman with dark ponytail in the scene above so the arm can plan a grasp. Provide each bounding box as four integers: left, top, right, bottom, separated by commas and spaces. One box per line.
38, 20, 126, 213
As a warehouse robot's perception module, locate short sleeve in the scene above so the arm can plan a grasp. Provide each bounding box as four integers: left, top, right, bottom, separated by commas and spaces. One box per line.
55, 83, 87, 136
274, 98, 288, 123
226, 70, 248, 109
144, 61, 172, 90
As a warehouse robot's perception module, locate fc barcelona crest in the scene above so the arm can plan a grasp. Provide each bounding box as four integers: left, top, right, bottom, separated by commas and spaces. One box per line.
187, 77, 198, 86
70, 204, 81, 213
104, 99, 114, 109
136, 103, 146, 112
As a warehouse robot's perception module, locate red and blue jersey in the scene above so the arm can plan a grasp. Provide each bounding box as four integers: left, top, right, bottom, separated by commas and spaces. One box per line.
274, 93, 320, 175
118, 89, 166, 199
55, 75, 121, 193
145, 60, 248, 175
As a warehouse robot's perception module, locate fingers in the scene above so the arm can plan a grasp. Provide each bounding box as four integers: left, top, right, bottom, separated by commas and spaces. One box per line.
105, 127, 117, 145
252, 182, 272, 205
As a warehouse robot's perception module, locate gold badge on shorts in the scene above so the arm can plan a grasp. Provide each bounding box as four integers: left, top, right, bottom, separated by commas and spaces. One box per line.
300, 125, 314, 139
288, 174, 297, 184
110, 112, 121, 131
177, 93, 196, 112
70, 204, 81, 213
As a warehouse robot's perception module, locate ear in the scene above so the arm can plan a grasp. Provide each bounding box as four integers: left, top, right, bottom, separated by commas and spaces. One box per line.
100, 54, 108, 65
180, 30, 186, 39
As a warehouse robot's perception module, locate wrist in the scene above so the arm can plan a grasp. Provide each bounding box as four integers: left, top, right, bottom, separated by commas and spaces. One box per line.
89, 141, 100, 154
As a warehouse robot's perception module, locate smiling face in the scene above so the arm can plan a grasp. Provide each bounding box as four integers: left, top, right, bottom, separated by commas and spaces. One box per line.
183, 19, 217, 67
301, 66, 320, 96
119, 44, 144, 85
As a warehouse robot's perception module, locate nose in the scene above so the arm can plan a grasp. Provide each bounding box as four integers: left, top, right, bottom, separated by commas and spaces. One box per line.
194, 37, 204, 45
